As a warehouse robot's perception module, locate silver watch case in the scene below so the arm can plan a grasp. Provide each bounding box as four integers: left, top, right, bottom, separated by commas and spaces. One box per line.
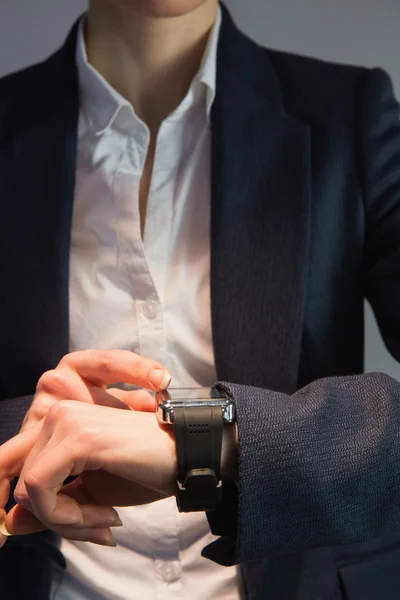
156, 387, 236, 424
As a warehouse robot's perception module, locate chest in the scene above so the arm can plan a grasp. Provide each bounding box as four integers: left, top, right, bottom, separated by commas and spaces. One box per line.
0, 83, 364, 400
68, 115, 215, 381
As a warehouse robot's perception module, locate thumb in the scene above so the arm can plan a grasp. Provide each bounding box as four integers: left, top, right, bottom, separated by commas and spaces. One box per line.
0, 423, 44, 545
107, 388, 156, 412
1, 503, 47, 537
0, 423, 42, 508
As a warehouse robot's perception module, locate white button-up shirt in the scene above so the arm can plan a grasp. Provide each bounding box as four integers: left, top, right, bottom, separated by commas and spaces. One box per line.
51, 6, 243, 600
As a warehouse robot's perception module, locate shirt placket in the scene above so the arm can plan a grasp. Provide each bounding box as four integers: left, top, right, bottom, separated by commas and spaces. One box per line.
110, 118, 164, 365
111, 117, 183, 600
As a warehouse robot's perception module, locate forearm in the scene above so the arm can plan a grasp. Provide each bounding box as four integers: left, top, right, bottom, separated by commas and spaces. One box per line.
204, 373, 400, 565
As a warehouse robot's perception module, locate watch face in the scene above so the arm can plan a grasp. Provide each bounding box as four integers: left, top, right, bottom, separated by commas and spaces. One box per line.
156, 387, 235, 424
162, 387, 224, 401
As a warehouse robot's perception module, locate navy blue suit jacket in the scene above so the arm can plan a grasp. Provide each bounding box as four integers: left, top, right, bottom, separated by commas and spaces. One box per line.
1, 4, 400, 599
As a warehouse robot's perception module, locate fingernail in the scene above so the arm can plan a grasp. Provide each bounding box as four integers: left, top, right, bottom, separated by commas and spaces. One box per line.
100, 535, 117, 547
95, 517, 123, 528
112, 518, 123, 527
0, 521, 13, 537
149, 369, 171, 390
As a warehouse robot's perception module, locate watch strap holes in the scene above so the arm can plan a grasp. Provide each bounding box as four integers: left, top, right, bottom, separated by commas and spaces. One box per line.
188, 424, 209, 434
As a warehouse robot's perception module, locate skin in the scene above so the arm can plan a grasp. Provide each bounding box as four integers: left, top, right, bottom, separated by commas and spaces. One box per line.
100, 0, 215, 18
0, 350, 237, 547
86, 0, 219, 129
0, 0, 236, 549
0, 350, 172, 546
85, 0, 218, 236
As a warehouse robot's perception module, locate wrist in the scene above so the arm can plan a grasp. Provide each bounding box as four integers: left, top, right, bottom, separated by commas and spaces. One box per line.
221, 422, 238, 480
156, 387, 237, 511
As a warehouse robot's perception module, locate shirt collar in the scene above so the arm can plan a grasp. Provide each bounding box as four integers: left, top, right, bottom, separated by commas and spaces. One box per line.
76, 5, 222, 135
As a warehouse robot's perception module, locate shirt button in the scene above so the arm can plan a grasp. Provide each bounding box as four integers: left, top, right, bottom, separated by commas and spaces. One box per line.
142, 300, 158, 320
159, 561, 181, 583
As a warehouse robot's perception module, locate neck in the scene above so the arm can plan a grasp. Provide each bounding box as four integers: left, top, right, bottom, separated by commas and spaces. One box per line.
85, 1, 218, 132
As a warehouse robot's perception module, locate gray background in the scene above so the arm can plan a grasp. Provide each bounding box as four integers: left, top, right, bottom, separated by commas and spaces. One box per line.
0, 0, 399, 378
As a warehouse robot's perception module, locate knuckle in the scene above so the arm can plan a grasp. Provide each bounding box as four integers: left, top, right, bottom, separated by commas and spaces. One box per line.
23, 470, 41, 491
58, 350, 88, 370
98, 350, 115, 374
14, 485, 30, 509
36, 395, 54, 415
58, 352, 77, 367
44, 402, 63, 426
24, 394, 55, 428
62, 349, 117, 377
45, 400, 76, 428
36, 370, 65, 395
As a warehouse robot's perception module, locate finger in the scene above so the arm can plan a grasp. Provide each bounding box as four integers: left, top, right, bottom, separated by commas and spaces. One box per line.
3, 505, 117, 546
106, 388, 156, 412
15, 439, 118, 528
0, 424, 42, 510
5, 475, 122, 539
0, 424, 45, 547
73, 471, 166, 506
26, 367, 107, 430
6, 501, 121, 532
57, 526, 117, 547
59, 349, 171, 391
27, 369, 134, 431
3, 503, 47, 535
60, 471, 127, 527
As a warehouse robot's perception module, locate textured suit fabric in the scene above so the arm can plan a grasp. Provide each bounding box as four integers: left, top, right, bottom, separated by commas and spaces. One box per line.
212, 375, 400, 557
0, 3, 400, 599
0, 394, 33, 446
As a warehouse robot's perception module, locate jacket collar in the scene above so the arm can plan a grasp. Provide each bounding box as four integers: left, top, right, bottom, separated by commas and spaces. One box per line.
0, 3, 310, 399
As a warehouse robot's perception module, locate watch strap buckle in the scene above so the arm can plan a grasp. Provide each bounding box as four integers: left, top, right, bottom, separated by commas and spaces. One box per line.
176, 468, 222, 512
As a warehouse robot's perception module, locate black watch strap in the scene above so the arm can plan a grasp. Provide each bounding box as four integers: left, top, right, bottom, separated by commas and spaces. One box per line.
173, 405, 223, 512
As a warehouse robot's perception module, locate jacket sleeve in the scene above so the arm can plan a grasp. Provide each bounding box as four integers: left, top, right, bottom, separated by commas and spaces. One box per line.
203, 68, 400, 566
0, 395, 34, 446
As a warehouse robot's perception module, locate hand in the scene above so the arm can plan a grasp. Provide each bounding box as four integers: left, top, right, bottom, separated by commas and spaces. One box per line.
0, 401, 177, 547
19, 348, 171, 432
0, 349, 171, 546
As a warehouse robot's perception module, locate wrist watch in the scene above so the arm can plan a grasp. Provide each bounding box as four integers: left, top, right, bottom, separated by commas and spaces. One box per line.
156, 387, 236, 513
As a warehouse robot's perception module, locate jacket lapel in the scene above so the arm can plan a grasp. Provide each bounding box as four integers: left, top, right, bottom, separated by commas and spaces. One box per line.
0, 6, 311, 399
0, 25, 80, 398
211, 5, 311, 394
